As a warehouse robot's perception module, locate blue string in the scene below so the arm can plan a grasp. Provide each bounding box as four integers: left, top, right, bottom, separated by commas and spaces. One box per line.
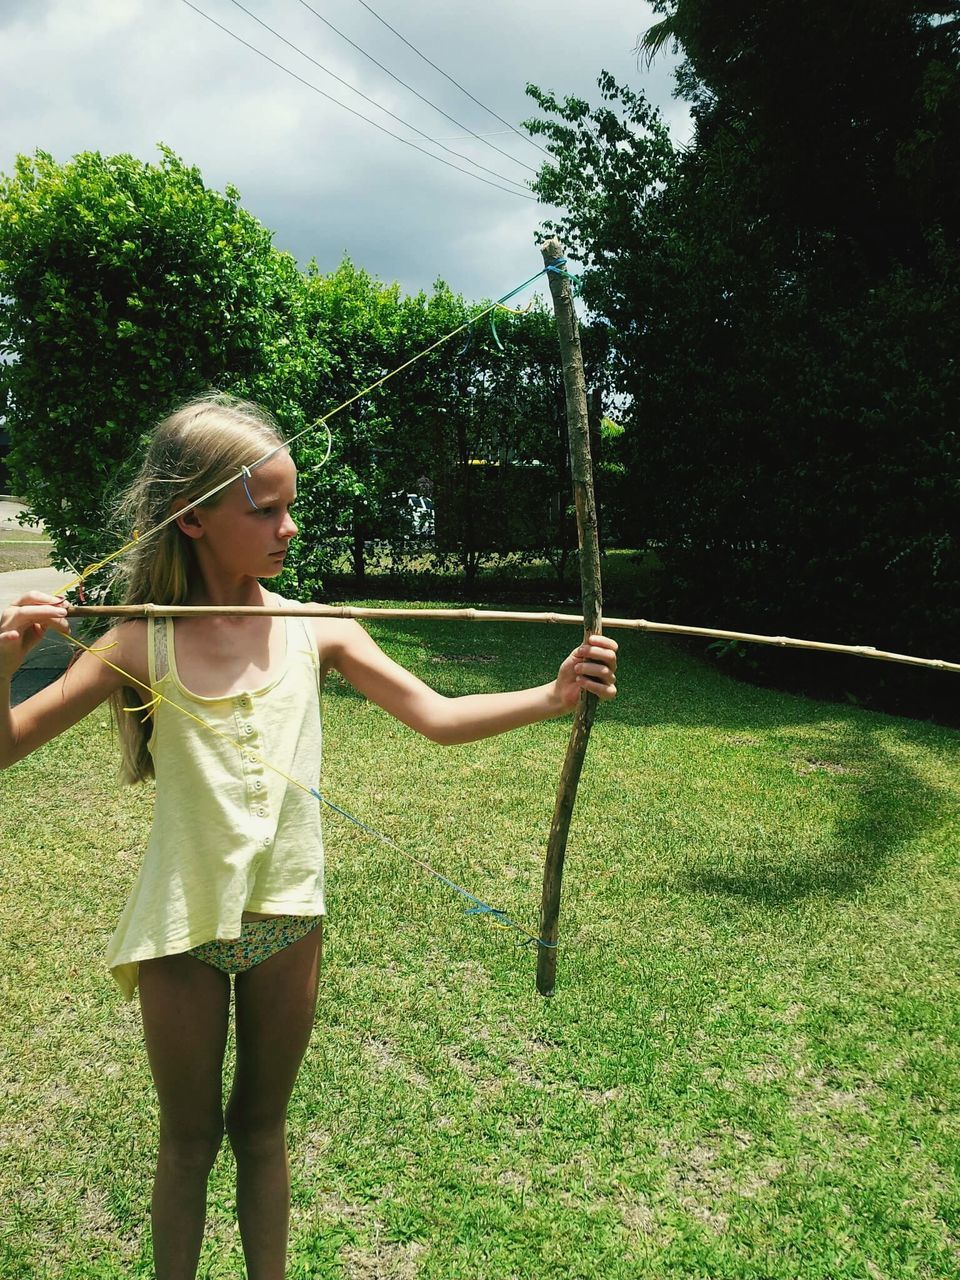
496, 272, 546, 307
490, 310, 505, 353
310, 788, 557, 949
463, 259, 583, 360
545, 257, 582, 293
240, 466, 259, 510
466, 260, 582, 361
457, 326, 475, 358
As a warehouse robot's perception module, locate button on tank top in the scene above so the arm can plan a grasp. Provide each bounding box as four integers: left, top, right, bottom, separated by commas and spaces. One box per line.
105, 598, 325, 999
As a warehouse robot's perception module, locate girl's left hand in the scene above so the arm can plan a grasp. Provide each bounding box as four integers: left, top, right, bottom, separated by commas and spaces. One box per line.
554, 634, 618, 710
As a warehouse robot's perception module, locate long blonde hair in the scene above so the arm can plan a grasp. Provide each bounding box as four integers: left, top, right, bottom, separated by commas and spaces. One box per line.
110, 392, 286, 783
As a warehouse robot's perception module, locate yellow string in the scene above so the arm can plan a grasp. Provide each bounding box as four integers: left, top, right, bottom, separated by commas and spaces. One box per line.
66, 632, 315, 790
53, 282, 538, 599
123, 692, 161, 716
62, 630, 540, 945
47, 268, 553, 944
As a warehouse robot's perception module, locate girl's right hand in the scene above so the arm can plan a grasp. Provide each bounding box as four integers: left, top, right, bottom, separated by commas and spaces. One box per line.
0, 593, 70, 681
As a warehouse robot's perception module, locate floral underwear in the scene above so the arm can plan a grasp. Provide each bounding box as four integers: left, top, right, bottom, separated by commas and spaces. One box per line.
188, 915, 321, 974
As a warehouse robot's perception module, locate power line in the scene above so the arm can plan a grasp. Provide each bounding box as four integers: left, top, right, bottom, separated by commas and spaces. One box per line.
179, 0, 537, 201
292, 0, 537, 176
224, 0, 531, 191
352, 0, 552, 160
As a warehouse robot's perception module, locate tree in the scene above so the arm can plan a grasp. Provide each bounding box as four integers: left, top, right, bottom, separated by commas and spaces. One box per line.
0, 146, 619, 606
0, 146, 304, 583
293, 258, 406, 583
526, 2, 960, 711
388, 294, 613, 589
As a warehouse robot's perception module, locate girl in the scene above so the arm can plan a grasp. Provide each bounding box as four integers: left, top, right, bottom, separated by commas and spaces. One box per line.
0, 393, 617, 1280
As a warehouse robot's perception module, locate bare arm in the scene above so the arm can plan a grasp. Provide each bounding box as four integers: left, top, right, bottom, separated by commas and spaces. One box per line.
321, 620, 617, 746
0, 594, 140, 769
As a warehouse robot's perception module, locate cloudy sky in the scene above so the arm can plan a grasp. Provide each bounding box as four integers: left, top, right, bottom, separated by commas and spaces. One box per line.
0, 0, 688, 305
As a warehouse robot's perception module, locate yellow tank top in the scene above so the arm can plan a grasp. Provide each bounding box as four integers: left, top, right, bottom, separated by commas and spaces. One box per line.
106, 599, 325, 999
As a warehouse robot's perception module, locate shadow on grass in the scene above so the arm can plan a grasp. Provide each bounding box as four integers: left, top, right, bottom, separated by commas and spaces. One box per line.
682, 721, 953, 906
322, 609, 959, 912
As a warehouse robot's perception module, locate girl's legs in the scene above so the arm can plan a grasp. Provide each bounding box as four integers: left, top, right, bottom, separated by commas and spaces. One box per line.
227, 922, 322, 1280
138, 952, 231, 1280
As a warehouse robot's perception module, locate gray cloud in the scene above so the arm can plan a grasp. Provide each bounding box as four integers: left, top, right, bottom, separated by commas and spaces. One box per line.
0, 0, 688, 302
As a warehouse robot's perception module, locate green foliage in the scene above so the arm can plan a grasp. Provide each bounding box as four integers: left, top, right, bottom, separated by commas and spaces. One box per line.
0, 146, 305, 577
420, 302, 611, 587
526, 2, 960, 714
288, 273, 614, 596
279, 258, 410, 590
4, 617, 960, 1274
0, 148, 614, 601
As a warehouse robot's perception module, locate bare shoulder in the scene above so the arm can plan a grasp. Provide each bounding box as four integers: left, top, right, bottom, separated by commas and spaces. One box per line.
309, 617, 372, 675
101, 619, 150, 693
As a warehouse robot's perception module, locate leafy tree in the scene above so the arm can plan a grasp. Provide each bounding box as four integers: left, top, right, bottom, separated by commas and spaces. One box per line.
385, 294, 613, 589
527, 2, 960, 712
0, 146, 304, 583
291, 258, 407, 584
0, 146, 618, 605
636, 1, 960, 271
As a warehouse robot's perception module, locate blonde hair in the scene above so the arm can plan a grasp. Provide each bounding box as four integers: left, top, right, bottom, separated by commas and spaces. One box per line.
110, 392, 286, 783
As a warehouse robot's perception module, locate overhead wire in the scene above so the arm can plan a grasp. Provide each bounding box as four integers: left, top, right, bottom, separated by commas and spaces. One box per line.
352, 0, 552, 160
291, 0, 537, 176
179, 0, 537, 201
222, 0, 532, 191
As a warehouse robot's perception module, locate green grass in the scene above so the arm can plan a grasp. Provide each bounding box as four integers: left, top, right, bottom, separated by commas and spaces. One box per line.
1, 608, 959, 1278
0, 529, 53, 573
320, 547, 661, 608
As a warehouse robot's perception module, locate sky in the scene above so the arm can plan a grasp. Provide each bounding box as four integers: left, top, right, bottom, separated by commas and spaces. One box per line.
0, 0, 689, 305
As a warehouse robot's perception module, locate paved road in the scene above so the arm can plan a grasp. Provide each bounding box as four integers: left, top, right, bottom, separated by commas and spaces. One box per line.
0, 565, 68, 611
0, 496, 39, 532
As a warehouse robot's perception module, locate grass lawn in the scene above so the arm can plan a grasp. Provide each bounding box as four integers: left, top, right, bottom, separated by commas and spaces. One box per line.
1, 606, 958, 1278
0, 529, 52, 573
321, 547, 662, 609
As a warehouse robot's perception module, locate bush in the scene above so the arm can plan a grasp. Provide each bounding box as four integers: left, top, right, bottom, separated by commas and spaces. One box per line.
0, 146, 305, 579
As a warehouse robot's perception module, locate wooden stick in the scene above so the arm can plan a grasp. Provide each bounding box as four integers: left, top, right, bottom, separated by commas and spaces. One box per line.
64, 604, 960, 674
536, 238, 604, 996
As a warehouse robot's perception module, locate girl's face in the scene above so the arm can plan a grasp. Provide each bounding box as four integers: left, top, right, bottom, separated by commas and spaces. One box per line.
176, 450, 299, 580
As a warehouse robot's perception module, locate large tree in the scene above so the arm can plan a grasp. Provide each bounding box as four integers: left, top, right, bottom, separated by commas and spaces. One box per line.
0, 147, 305, 578
528, 2, 960, 710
